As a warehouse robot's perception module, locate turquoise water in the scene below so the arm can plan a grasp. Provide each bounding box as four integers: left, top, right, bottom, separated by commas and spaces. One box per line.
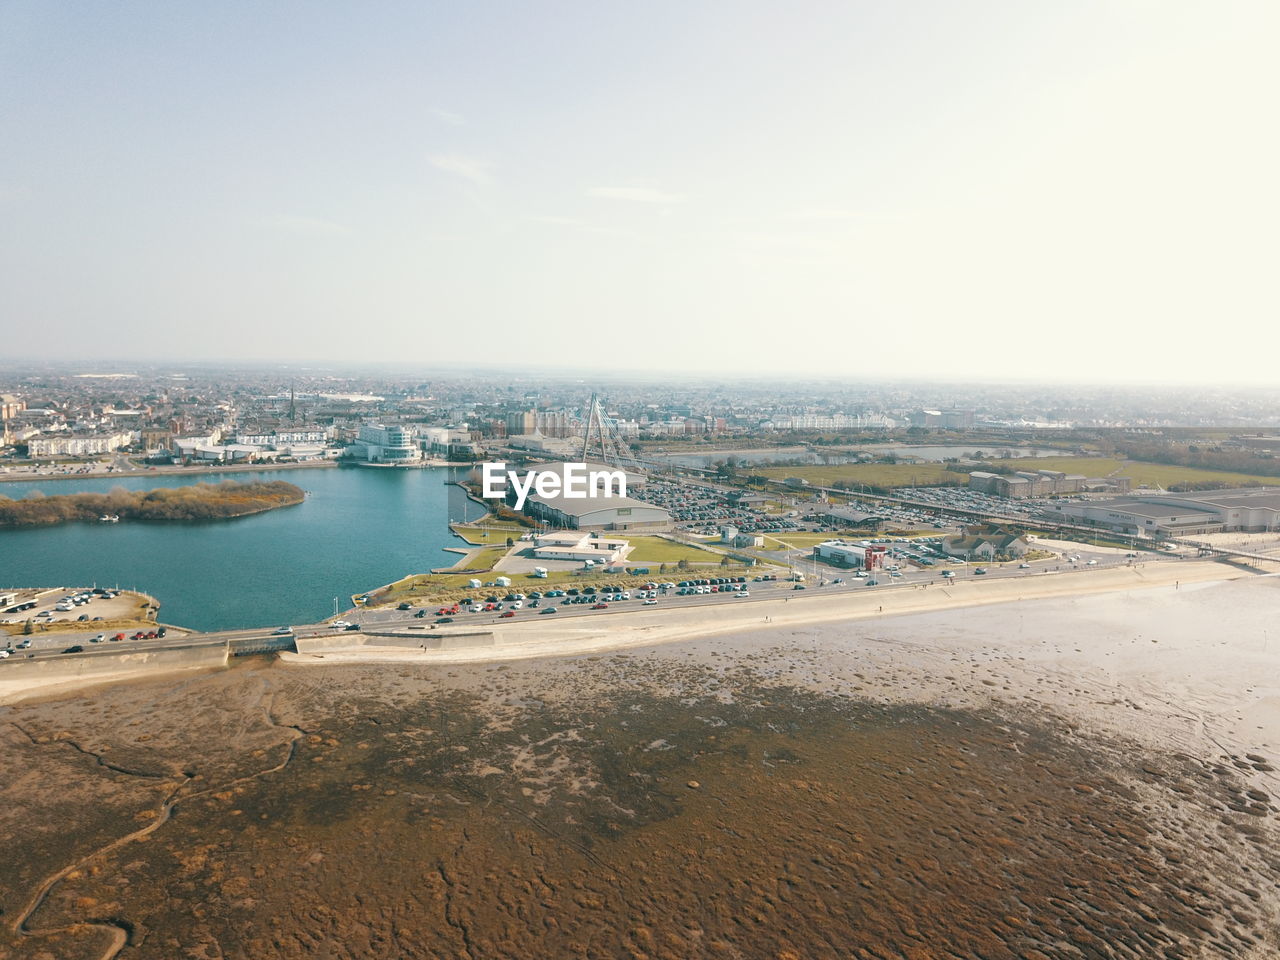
0, 467, 479, 631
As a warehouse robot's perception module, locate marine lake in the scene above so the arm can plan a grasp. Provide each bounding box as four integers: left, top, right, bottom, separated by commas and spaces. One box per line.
0, 466, 477, 631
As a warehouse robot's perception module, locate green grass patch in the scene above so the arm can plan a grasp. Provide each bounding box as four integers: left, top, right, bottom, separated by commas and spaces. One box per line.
624, 536, 723, 563
757, 455, 1280, 492
987, 456, 1280, 490
450, 525, 525, 545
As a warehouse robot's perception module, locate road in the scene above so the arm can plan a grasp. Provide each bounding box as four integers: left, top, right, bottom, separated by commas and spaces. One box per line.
2, 541, 1186, 666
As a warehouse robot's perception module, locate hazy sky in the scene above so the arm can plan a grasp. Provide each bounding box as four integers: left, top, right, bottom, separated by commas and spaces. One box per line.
2, 1, 1276, 381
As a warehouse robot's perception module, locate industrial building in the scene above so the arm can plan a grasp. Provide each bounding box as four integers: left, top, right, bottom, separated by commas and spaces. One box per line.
812, 540, 887, 569
512, 461, 670, 531
1048, 488, 1280, 536
816, 506, 889, 530
968, 469, 1088, 498
719, 525, 764, 548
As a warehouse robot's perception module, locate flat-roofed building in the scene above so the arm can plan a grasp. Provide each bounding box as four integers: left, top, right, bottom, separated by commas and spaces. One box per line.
353, 423, 421, 464
812, 540, 887, 569
1047, 498, 1225, 536
531, 531, 631, 564
969, 470, 1085, 498
28, 432, 132, 457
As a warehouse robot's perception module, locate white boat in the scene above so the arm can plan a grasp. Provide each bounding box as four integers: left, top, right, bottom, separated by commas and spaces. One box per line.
98, 515, 120, 522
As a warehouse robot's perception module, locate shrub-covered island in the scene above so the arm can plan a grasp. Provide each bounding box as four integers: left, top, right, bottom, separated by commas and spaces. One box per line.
0, 481, 305, 528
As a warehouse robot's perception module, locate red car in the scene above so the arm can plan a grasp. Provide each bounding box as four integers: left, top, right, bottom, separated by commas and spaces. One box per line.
499, 611, 516, 618
592, 603, 609, 610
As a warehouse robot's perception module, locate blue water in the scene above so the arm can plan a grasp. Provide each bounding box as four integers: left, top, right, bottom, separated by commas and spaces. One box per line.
0, 467, 479, 631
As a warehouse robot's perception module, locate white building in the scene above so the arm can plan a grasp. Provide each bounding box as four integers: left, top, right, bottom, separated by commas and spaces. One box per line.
235, 429, 329, 447
1048, 488, 1280, 535
352, 423, 421, 463
531, 531, 631, 564
511, 461, 668, 531
28, 432, 132, 457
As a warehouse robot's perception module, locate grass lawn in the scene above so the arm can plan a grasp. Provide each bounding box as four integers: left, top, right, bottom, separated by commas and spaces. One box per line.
760, 457, 1280, 492
450, 525, 526, 545
624, 536, 724, 563
989, 457, 1280, 490
757, 463, 969, 489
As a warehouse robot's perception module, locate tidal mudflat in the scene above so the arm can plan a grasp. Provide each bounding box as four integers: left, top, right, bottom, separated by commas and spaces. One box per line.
3, 594, 1278, 960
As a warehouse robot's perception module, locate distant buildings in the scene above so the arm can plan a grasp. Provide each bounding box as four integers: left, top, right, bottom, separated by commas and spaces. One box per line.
0, 394, 24, 445
28, 432, 132, 457
1048, 488, 1280, 536
914, 409, 975, 430
968, 470, 1088, 498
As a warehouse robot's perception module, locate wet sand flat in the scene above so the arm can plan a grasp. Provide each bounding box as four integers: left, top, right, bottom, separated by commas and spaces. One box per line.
1, 578, 1277, 959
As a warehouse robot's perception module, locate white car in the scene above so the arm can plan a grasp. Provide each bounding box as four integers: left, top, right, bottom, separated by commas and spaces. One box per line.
735, 591, 750, 598
1086, 559, 1098, 565
0, 650, 10, 658
511, 601, 523, 609
643, 599, 658, 605
329, 620, 351, 629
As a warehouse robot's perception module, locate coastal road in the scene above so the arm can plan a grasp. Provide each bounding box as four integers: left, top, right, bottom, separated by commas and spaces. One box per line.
2, 545, 1185, 663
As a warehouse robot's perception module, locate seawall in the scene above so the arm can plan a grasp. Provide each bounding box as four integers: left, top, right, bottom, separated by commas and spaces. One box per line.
295, 629, 495, 655
0, 643, 230, 705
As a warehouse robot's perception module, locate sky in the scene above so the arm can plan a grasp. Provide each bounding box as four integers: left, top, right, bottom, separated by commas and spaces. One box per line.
1, 1, 1277, 382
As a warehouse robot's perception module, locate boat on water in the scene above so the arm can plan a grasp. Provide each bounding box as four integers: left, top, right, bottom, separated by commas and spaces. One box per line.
98, 514, 120, 522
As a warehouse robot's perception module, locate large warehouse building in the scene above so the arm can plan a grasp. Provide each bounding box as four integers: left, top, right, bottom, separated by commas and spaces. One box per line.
499, 461, 671, 531
1047, 488, 1280, 536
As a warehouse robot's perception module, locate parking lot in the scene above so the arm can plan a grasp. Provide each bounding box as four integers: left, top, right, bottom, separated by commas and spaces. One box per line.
341, 537, 1161, 634
0, 587, 167, 654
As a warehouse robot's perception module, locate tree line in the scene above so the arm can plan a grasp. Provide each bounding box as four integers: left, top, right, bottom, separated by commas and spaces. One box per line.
0, 481, 305, 528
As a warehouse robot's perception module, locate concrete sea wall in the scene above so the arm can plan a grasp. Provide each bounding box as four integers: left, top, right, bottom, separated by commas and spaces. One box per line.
0, 643, 230, 704
295, 629, 495, 655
